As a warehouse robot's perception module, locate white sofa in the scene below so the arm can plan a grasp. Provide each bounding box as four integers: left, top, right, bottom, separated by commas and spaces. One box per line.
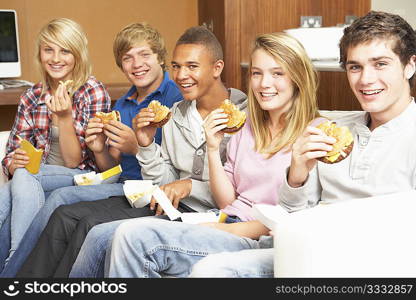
0, 131, 10, 186
274, 191, 416, 277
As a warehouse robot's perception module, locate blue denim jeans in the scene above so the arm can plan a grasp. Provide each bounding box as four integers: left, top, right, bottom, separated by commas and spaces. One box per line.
69, 215, 169, 278
189, 247, 274, 278
0, 215, 10, 273
9, 165, 87, 260
0, 165, 86, 227
0, 182, 124, 277
104, 218, 265, 278
0, 181, 12, 229
69, 219, 130, 278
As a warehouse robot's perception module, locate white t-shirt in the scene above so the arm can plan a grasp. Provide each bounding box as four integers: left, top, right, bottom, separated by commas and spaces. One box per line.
188, 100, 205, 145
279, 100, 416, 211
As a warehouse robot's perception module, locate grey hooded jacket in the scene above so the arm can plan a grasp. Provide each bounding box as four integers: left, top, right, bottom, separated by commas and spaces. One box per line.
136, 88, 247, 212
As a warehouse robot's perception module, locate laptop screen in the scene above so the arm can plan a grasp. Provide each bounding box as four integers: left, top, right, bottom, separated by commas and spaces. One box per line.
0, 11, 19, 63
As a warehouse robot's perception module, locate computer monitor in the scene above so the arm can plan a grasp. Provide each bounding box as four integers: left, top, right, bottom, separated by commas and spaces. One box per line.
0, 10, 21, 78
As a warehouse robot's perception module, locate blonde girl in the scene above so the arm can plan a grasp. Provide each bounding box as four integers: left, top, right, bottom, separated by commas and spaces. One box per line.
0, 18, 110, 263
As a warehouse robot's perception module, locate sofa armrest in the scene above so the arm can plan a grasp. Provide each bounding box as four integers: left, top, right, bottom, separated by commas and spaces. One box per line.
274, 191, 416, 277
319, 110, 361, 120
0, 131, 10, 186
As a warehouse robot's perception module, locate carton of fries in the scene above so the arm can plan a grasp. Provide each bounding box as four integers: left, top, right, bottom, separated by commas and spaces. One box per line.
123, 180, 156, 208
17, 136, 43, 174
74, 165, 122, 186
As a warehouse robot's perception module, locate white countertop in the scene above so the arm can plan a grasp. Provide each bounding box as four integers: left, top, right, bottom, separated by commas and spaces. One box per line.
312, 60, 343, 72
240, 61, 344, 72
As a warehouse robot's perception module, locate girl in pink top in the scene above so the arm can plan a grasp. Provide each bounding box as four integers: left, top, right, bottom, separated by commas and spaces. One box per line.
203, 31, 322, 235
216, 120, 292, 221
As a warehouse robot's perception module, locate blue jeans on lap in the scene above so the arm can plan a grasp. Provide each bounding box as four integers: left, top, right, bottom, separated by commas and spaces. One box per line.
69, 219, 127, 278
10, 165, 87, 260
69, 215, 170, 278
0, 182, 124, 277
105, 218, 264, 278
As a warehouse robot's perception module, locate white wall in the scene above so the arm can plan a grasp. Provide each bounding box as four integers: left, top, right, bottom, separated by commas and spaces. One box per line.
372, 0, 416, 28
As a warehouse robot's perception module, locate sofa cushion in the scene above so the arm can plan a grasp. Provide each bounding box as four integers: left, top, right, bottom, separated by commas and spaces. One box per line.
274, 191, 416, 277
319, 110, 362, 120
0, 131, 10, 185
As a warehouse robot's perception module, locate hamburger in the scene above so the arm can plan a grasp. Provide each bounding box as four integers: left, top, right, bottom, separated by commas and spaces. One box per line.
59, 79, 73, 88
95, 110, 121, 124
219, 99, 246, 134
148, 100, 171, 127
59, 79, 74, 94
316, 121, 354, 164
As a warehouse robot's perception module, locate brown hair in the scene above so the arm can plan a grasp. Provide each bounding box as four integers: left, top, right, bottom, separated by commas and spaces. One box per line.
176, 26, 223, 62
113, 22, 167, 71
339, 11, 416, 86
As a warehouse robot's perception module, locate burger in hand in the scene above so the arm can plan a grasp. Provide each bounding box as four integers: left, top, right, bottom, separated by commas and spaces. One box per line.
59, 79, 73, 88
59, 79, 74, 94
147, 100, 171, 127
219, 99, 246, 134
316, 121, 354, 164
95, 110, 121, 124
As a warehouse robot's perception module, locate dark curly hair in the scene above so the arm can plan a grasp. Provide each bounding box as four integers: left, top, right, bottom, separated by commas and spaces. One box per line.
176, 26, 223, 63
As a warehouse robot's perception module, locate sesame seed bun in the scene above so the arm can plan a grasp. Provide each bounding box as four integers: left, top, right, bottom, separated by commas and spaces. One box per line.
316, 121, 354, 164
219, 99, 246, 134
148, 100, 171, 128
95, 110, 121, 124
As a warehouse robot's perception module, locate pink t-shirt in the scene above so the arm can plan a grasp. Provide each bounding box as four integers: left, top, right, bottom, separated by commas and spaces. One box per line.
221, 118, 325, 221
220, 120, 291, 221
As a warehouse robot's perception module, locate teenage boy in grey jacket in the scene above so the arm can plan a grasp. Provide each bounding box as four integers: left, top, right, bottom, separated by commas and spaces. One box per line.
134, 28, 247, 214
17, 26, 247, 278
